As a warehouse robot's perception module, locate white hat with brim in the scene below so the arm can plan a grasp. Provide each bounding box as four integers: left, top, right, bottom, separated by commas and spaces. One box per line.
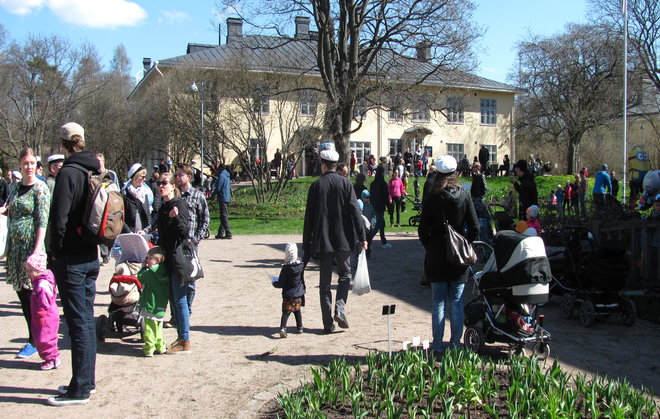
12, 170, 22, 180
47, 154, 65, 164
434, 155, 457, 174
320, 150, 339, 162
127, 163, 145, 180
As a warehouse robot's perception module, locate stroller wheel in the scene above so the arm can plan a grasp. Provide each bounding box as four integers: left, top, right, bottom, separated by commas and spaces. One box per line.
463, 327, 484, 354
203, 228, 210, 239
96, 315, 109, 342
532, 342, 551, 360
621, 299, 636, 326
579, 299, 596, 327
560, 293, 575, 319
408, 216, 417, 226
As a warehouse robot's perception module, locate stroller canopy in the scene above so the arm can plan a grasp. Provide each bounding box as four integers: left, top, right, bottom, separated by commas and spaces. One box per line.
114, 233, 149, 265
492, 230, 551, 286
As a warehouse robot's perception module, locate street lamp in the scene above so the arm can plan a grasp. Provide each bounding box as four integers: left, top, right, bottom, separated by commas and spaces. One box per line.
189, 81, 205, 176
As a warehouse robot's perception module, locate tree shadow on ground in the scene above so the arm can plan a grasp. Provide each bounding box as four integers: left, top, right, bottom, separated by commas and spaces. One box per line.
245, 353, 364, 367
0, 385, 54, 404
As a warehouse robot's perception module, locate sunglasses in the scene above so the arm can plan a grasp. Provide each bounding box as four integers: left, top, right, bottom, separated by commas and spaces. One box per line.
157, 181, 170, 187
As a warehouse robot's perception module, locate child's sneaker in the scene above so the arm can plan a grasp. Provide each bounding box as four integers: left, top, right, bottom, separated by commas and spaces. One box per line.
279, 328, 287, 338
382, 243, 392, 249
40, 358, 61, 370
144, 352, 154, 358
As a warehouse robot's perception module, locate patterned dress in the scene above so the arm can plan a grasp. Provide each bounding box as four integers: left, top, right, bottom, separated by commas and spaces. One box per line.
5, 180, 50, 291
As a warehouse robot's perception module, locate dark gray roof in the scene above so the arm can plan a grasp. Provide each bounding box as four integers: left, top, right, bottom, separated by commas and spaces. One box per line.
156, 35, 522, 94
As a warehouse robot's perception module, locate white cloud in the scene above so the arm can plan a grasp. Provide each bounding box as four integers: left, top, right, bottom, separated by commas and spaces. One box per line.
160, 9, 189, 24
0, 0, 46, 15
0, 0, 147, 28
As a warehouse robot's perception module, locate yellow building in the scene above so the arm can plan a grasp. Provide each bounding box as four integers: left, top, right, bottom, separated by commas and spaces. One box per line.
130, 17, 522, 174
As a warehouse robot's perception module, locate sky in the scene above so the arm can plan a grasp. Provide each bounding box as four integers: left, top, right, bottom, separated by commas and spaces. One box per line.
0, 0, 589, 85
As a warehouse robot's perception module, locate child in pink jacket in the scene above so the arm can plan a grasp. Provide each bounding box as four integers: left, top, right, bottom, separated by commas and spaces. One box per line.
387, 170, 406, 227
25, 251, 61, 370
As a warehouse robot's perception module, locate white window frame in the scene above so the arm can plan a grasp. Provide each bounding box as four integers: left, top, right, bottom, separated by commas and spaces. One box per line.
253, 89, 270, 115
412, 107, 430, 122
389, 138, 403, 157
484, 144, 497, 166
300, 90, 317, 117
446, 143, 464, 163
480, 98, 496, 125
349, 141, 371, 165
446, 97, 464, 124
248, 138, 264, 160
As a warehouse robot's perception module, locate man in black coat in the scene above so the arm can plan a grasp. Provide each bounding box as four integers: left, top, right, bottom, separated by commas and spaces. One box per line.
512, 159, 538, 220
478, 145, 490, 175
302, 148, 367, 334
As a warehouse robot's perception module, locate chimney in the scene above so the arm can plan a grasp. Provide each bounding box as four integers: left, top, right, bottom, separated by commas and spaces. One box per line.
295, 16, 310, 39
142, 57, 151, 73
416, 42, 431, 61
226, 18, 243, 44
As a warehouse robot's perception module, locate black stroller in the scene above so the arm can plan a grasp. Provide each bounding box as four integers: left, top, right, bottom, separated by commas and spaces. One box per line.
551, 226, 636, 327
406, 195, 422, 226
464, 231, 552, 358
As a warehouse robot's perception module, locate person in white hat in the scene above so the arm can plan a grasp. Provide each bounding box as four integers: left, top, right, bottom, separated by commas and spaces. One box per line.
47, 121, 101, 406
45, 154, 65, 195
302, 146, 367, 334
417, 154, 479, 356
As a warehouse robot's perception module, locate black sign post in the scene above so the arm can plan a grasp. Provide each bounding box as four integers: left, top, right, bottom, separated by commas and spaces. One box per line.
382, 304, 396, 356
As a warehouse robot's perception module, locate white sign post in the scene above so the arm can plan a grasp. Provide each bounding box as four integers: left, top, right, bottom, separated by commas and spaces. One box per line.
382, 304, 396, 357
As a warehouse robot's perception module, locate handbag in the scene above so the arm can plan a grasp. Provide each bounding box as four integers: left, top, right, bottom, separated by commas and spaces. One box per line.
172, 239, 204, 284
440, 202, 476, 266
352, 249, 371, 295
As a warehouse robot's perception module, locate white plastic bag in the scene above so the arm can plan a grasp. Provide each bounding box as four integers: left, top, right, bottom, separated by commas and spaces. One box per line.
352, 249, 371, 295
0, 214, 7, 259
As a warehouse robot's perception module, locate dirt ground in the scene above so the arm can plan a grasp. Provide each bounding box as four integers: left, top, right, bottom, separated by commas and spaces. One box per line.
1, 232, 658, 418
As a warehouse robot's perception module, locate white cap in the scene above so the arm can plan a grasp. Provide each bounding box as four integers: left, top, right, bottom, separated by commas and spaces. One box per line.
434, 155, 457, 174
12, 170, 22, 180
284, 243, 299, 264
320, 150, 339, 162
47, 154, 65, 164
127, 163, 145, 179
523, 227, 538, 236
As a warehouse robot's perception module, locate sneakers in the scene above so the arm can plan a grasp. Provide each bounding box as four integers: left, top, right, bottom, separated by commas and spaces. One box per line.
144, 352, 154, 358
279, 329, 287, 338
167, 339, 191, 354
163, 317, 176, 329
295, 328, 304, 334
17, 343, 37, 358
47, 395, 90, 406
41, 358, 61, 370
382, 243, 392, 249
57, 385, 96, 395
334, 313, 350, 329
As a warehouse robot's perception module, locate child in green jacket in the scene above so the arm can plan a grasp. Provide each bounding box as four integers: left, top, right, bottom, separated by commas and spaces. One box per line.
138, 247, 170, 357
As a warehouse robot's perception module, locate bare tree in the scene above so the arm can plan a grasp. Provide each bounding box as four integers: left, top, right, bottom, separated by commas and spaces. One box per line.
589, 0, 659, 92
514, 24, 640, 174
0, 34, 105, 158
218, 0, 481, 162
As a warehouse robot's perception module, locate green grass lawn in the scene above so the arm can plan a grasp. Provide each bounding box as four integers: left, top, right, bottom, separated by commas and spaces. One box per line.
210, 174, 584, 235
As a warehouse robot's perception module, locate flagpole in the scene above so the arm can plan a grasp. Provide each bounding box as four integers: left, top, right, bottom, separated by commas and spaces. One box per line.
622, 0, 628, 205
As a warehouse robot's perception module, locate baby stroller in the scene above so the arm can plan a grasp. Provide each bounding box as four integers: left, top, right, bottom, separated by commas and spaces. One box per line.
96, 234, 149, 341
488, 203, 516, 233
406, 195, 423, 226
551, 226, 636, 327
464, 230, 552, 358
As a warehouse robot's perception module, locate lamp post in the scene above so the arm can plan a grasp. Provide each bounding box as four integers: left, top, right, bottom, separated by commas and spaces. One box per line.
189, 81, 205, 176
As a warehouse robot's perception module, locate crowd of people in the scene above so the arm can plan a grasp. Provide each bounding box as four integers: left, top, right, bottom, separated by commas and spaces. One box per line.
2, 128, 657, 407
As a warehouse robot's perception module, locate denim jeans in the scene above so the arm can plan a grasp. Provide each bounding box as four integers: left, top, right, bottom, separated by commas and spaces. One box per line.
431, 281, 465, 352
170, 274, 191, 341
318, 251, 351, 330
52, 255, 99, 398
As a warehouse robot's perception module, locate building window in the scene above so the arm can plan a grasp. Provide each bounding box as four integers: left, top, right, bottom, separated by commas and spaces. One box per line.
446, 143, 464, 163
484, 144, 497, 166
354, 97, 367, 120
412, 107, 430, 122
253, 89, 269, 115
389, 138, 403, 157
349, 141, 371, 165
446, 97, 464, 123
388, 108, 403, 121
300, 90, 317, 116
480, 98, 496, 125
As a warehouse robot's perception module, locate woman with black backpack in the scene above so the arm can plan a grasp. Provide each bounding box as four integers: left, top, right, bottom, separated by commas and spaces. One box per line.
418, 155, 479, 356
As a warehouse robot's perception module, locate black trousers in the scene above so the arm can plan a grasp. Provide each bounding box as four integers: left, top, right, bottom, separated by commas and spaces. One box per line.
217, 201, 232, 238
17, 288, 34, 344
